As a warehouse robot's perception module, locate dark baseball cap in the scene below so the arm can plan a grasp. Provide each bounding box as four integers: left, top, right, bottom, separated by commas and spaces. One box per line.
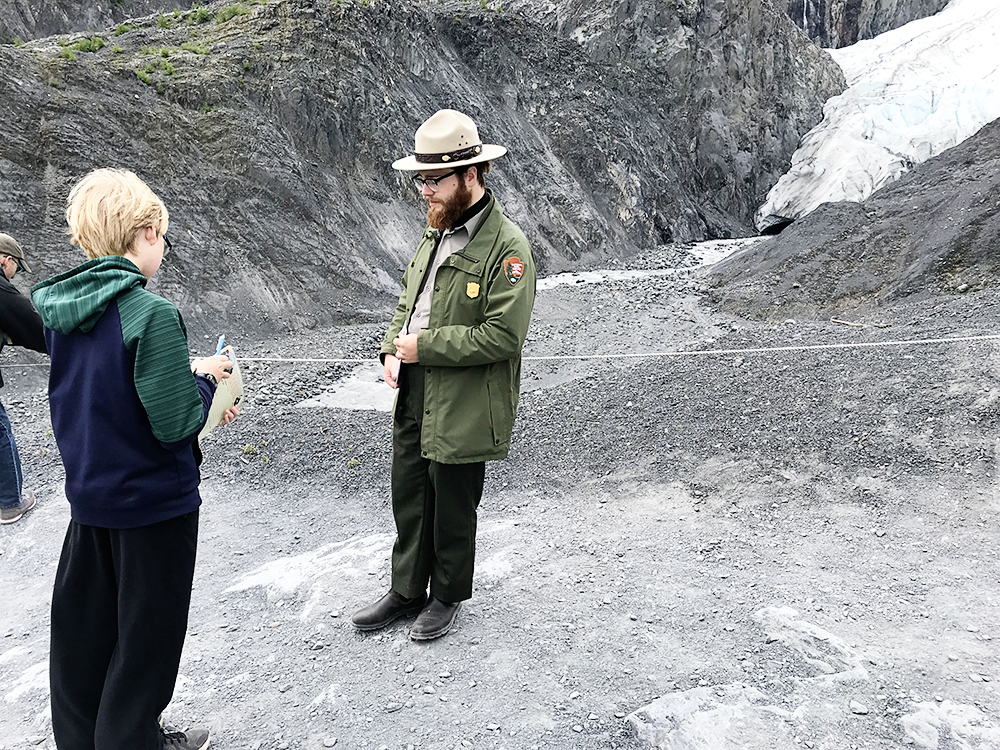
0, 233, 30, 273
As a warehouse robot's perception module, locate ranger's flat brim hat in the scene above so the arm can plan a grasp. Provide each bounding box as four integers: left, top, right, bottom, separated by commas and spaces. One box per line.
0, 232, 30, 273
392, 109, 507, 171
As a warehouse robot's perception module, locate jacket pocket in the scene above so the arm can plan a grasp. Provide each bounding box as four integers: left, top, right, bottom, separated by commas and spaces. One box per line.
487, 377, 512, 447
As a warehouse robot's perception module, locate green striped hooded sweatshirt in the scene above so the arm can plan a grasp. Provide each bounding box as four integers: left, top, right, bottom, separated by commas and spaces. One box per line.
31, 256, 214, 528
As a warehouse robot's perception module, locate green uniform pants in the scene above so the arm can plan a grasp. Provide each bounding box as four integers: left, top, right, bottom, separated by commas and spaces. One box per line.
391, 364, 485, 603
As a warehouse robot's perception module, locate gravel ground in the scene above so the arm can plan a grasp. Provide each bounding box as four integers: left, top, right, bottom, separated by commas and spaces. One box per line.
2, 253, 999, 750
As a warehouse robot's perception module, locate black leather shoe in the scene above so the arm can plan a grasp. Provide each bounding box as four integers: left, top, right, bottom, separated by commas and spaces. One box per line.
351, 590, 427, 631
409, 597, 461, 641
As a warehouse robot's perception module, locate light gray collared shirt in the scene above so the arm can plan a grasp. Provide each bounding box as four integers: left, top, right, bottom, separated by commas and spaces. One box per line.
405, 205, 488, 334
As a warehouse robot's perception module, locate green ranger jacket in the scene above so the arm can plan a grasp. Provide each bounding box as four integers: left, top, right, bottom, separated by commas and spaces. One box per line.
381, 192, 536, 464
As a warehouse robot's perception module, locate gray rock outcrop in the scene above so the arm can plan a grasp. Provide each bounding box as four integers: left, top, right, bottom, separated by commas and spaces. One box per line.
0, 0, 843, 337
785, 0, 950, 48
0, 1, 193, 44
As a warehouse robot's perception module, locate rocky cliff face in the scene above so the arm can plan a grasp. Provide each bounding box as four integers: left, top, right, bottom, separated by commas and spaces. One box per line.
784, 0, 950, 47
0, 0, 842, 337
705, 116, 1000, 319
0, 1, 193, 44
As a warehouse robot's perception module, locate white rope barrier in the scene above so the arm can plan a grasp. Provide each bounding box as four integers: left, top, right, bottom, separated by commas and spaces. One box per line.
7, 332, 1000, 369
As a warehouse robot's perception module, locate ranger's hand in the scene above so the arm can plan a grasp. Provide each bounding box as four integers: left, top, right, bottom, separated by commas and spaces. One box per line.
384, 354, 401, 389
392, 333, 420, 364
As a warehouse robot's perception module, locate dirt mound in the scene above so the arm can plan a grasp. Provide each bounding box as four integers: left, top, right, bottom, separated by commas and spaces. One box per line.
704, 116, 1000, 321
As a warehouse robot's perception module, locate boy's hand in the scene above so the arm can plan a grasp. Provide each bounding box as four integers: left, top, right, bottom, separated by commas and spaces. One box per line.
191, 353, 234, 381
219, 405, 240, 426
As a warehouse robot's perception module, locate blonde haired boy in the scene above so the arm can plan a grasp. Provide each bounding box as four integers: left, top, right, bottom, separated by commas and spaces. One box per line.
32, 168, 237, 750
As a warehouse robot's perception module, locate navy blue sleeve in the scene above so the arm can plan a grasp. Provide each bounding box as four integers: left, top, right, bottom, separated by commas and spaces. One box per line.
159, 374, 216, 452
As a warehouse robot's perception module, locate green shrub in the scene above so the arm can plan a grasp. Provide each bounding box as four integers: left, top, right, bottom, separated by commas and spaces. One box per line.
76, 37, 105, 52
163, 61, 176, 76
115, 24, 130, 36
60, 37, 105, 53
59, 48, 76, 61
111, 44, 124, 53
198, 103, 217, 113
13, 37, 24, 47
181, 42, 210, 54
216, 4, 249, 23
136, 69, 152, 84
190, 7, 212, 24
156, 13, 171, 29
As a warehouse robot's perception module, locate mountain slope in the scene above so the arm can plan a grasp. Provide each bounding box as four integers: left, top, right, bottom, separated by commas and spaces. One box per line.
0, 0, 842, 337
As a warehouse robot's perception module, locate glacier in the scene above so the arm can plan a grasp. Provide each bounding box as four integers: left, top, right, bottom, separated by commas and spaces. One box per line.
755, 0, 1000, 232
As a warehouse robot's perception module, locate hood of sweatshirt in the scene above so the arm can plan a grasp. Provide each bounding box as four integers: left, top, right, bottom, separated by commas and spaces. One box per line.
31, 256, 146, 335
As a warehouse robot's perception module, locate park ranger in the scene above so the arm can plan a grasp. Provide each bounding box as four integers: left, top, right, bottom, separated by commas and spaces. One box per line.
352, 109, 536, 640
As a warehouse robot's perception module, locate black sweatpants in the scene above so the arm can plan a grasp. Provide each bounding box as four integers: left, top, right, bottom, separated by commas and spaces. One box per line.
50, 511, 199, 750
391, 364, 486, 603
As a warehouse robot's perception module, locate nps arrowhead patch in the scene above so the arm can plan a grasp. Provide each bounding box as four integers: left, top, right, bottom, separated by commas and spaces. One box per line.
503, 256, 525, 286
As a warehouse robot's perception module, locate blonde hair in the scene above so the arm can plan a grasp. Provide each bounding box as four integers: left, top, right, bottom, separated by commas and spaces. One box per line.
66, 168, 169, 259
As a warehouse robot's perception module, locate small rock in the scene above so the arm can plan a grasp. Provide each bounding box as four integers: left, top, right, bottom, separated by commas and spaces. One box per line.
405, 665, 415, 673
423, 686, 436, 694
486, 723, 500, 731
570, 691, 581, 699
386, 702, 403, 713
323, 740, 338, 748
572, 725, 583, 732
850, 700, 869, 715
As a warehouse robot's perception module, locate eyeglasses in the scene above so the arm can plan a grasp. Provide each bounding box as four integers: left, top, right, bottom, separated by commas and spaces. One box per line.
3, 255, 24, 275
412, 170, 458, 189
162, 234, 172, 257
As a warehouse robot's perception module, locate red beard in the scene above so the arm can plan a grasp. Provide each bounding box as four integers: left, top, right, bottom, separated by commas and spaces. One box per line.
426, 178, 472, 231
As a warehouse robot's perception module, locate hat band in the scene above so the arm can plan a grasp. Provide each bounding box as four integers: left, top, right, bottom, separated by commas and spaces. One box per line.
415, 144, 483, 165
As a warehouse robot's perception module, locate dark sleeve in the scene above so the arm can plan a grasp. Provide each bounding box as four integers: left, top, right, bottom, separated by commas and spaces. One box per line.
0, 279, 47, 353
159, 375, 216, 452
